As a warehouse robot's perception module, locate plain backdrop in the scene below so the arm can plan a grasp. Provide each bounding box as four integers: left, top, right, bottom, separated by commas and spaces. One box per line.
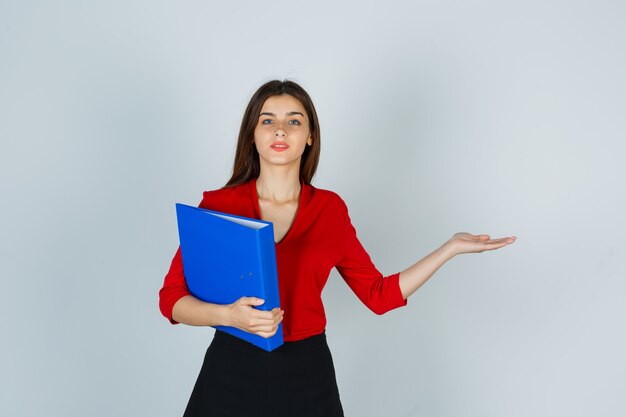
1, 1, 625, 416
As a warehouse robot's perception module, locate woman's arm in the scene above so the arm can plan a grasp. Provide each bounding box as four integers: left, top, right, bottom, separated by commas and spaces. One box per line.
399, 233, 516, 299
172, 295, 284, 338
171, 295, 230, 327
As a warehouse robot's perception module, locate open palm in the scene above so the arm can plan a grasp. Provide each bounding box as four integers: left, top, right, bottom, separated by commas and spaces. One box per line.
447, 232, 517, 256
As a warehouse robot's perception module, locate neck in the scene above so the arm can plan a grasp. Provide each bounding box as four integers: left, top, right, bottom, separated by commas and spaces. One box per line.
256, 166, 301, 203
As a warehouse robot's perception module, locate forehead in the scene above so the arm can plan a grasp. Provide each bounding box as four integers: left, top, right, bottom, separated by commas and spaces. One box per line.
260, 94, 306, 114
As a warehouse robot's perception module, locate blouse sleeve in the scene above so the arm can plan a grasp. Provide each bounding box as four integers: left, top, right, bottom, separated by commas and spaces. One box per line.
158, 246, 189, 324
334, 201, 408, 315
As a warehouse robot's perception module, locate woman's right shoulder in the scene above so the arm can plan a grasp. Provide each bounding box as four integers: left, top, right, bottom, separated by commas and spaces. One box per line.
199, 181, 250, 209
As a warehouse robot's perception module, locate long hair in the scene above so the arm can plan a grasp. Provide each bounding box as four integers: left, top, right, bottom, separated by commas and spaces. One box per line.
224, 80, 321, 188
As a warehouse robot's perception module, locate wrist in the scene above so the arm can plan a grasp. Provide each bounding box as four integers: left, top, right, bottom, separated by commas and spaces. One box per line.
439, 240, 457, 261
205, 303, 231, 327
218, 304, 233, 327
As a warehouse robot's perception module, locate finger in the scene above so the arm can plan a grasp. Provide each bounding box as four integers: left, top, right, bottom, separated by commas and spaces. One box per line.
252, 308, 276, 318
256, 330, 277, 339
487, 237, 516, 244
247, 316, 278, 329
254, 328, 275, 337
265, 310, 284, 324
240, 296, 265, 306
483, 240, 514, 250
251, 309, 284, 324
464, 234, 488, 241
254, 320, 281, 333
250, 311, 277, 321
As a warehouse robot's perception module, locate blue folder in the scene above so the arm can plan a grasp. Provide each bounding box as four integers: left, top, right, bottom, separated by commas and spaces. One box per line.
175, 203, 283, 351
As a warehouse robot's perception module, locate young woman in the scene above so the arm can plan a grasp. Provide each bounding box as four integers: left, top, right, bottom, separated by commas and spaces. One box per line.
159, 79, 516, 416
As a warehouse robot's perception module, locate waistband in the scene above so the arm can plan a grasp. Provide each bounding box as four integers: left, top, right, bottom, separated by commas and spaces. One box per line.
212, 329, 327, 356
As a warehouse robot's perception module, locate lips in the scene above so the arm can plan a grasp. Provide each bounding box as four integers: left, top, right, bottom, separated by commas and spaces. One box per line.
271, 142, 289, 152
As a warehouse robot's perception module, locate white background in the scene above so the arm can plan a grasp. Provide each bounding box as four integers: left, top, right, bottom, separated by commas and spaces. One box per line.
1, 1, 625, 416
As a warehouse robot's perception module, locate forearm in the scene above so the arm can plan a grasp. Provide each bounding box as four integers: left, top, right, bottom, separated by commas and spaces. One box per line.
172, 295, 231, 327
398, 244, 455, 300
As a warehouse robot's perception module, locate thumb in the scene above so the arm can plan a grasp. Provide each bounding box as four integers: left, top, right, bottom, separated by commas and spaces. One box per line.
242, 296, 265, 306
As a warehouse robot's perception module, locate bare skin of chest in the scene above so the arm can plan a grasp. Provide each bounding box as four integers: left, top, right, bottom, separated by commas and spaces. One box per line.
258, 199, 299, 243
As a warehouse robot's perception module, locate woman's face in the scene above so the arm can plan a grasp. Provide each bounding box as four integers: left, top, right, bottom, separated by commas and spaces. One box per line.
253, 94, 312, 172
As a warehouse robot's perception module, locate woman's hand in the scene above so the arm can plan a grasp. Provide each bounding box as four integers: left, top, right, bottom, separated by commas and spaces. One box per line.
226, 296, 284, 338
444, 232, 517, 257
398, 232, 517, 299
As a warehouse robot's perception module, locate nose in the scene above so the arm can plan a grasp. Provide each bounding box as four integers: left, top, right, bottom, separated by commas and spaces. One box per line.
275, 128, 286, 138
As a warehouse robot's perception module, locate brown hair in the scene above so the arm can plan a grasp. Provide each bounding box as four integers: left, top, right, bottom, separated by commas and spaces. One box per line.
224, 79, 321, 188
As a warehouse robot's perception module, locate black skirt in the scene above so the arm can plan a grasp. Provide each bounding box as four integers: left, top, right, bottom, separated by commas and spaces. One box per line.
183, 329, 345, 417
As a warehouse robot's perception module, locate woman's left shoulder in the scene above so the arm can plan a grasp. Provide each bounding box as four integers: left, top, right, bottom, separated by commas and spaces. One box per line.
308, 184, 349, 212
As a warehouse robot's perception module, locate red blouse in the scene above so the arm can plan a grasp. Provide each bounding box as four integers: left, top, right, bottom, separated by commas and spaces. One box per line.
159, 178, 408, 342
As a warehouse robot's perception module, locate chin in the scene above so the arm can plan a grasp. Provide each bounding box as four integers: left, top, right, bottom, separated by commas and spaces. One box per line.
261, 157, 301, 168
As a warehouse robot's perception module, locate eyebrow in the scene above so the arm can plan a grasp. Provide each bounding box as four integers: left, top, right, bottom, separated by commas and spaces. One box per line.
259, 111, 305, 117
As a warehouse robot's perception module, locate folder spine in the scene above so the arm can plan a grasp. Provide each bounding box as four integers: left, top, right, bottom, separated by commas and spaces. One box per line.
252, 232, 265, 303
256, 224, 283, 351
258, 224, 280, 310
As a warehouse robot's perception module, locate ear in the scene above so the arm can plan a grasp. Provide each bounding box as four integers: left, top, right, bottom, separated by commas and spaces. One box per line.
307, 135, 313, 146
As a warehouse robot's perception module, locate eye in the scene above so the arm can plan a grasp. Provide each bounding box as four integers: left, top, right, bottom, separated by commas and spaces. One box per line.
289, 120, 301, 125
261, 119, 273, 125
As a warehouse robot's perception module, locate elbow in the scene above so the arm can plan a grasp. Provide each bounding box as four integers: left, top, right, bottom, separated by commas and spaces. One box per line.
364, 292, 407, 316
365, 287, 393, 316
158, 291, 175, 324
159, 287, 186, 324
368, 304, 388, 316
368, 303, 405, 316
